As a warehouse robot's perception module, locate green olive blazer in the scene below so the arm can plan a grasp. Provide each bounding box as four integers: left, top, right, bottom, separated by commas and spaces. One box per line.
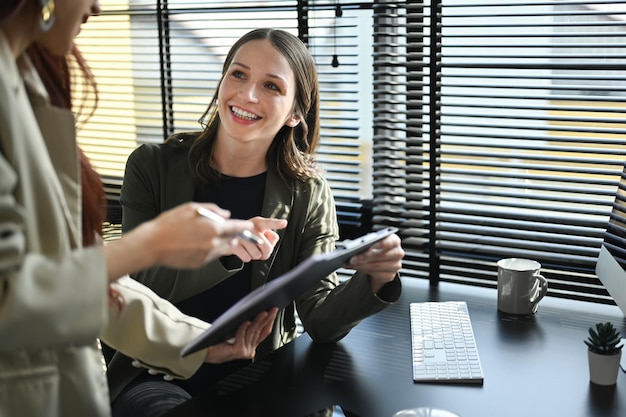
119, 135, 402, 356
0, 33, 208, 417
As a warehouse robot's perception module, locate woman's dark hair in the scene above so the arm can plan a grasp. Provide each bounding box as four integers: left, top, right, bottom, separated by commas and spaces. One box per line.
0, 0, 26, 23
185, 28, 321, 183
26, 43, 105, 247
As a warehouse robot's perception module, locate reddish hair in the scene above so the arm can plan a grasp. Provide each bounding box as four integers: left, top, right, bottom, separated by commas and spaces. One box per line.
26, 43, 105, 247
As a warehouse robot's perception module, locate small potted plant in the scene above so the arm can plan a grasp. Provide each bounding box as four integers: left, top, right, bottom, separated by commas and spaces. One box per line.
585, 321, 623, 385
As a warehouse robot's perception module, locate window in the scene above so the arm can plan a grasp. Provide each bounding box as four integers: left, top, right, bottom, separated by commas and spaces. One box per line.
79, 0, 626, 306
371, 0, 626, 304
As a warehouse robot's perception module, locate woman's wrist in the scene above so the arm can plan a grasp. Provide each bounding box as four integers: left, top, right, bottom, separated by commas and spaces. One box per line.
103, 221, 160, 283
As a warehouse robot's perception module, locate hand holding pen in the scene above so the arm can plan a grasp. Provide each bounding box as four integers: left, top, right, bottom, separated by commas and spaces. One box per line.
196, 206, 288, 263
196, 206, 264, 245
104, 202, 262, 278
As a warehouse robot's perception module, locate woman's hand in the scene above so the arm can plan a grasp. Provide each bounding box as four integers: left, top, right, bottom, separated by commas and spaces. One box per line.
229, 217, 288, 263
204, 307, 278, 363
346, 234, 405, 294
104, 202, 256, 282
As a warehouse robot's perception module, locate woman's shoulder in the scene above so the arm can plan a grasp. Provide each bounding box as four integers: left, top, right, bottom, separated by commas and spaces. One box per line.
304, 171, 330, 187
130, 132, 201, 161
287, 171, 333, 198
164, 131, 201, 147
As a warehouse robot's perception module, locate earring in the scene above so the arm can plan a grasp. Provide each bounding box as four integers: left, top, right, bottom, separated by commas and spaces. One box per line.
40, 0, 56, 33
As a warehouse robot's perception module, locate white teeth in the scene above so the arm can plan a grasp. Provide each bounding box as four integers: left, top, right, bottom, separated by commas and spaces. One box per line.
231, 106, 259, 120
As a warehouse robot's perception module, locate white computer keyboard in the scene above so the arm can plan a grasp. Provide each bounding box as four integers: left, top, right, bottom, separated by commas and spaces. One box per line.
410, 301, 484, 384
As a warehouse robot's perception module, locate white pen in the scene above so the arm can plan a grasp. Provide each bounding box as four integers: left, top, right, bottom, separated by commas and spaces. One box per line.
196, 206, 264, 245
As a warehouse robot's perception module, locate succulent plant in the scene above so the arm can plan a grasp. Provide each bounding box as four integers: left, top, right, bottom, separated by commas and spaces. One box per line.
585, 322, 623, 355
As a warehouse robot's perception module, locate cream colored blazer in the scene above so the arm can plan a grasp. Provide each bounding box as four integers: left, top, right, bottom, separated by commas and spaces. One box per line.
0, 33, 208, 417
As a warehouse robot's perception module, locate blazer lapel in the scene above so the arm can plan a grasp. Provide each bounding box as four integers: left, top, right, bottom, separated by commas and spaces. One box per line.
251, 170, 293, 289
32, 104, 81, 248
164, 147, 196, 211
20, 53, 81, 248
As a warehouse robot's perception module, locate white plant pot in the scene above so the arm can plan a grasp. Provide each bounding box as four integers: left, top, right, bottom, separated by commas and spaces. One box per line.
587, 349, 622, 386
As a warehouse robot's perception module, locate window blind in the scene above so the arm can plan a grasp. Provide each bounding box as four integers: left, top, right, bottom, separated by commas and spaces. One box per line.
371, 0, 626, 304
77, 0, 626, 305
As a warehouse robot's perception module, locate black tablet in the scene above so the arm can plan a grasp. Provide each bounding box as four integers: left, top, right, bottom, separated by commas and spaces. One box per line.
181, 227, 399, 357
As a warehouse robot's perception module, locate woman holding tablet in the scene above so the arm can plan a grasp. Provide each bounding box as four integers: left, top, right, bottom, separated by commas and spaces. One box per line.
110, 28, 405, 417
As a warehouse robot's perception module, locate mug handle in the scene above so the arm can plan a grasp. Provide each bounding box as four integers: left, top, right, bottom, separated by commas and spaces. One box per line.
529, 273, 548, 312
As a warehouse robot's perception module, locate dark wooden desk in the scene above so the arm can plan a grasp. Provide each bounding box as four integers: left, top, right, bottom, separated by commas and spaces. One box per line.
164, 278, 626, 417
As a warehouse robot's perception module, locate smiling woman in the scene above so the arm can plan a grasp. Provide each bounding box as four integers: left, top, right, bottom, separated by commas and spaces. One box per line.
107, 28, 404, 417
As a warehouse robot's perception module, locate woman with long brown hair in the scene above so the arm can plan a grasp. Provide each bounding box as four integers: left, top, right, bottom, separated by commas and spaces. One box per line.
111, 28, 405, 417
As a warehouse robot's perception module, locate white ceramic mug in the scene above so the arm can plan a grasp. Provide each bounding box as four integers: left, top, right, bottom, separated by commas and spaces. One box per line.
497, 258, 548, 315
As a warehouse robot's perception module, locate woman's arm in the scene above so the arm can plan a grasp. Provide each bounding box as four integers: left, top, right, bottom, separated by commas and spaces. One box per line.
294, 176, 402, 343
102, 276, 277, 379
103, 202, 251, 284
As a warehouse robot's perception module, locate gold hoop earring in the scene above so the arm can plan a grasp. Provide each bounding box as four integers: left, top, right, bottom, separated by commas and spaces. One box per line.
40, 0, 56, 32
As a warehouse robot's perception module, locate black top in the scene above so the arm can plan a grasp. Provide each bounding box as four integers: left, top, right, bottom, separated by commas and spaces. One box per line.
176, 172, 267, 393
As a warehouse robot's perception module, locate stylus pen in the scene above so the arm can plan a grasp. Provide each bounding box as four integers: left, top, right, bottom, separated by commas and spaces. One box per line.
196, 206, 264, 245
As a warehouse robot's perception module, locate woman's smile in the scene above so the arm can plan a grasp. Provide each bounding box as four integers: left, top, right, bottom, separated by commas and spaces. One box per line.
230, 105, 261, 122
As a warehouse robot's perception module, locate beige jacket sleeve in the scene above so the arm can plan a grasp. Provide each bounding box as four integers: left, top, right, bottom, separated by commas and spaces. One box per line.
100, 276, 209, 379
